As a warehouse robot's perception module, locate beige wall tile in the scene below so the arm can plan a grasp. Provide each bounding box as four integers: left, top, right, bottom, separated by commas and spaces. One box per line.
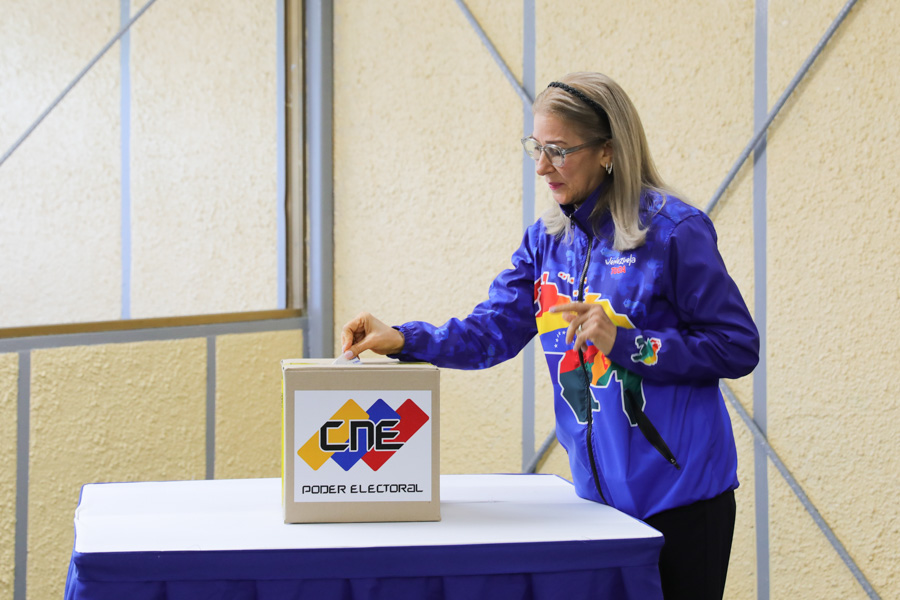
27, 340, 206, 599
724, 388, 758, 600
769, 465, 871, 599
0, 1, 121, 327
129, 0, 279, 318
215, 329, 303, 479
0, 354, 17, 600
768, 1, 900, 595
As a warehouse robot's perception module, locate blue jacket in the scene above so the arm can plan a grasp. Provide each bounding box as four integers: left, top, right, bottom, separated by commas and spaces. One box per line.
393, 186, 759, 519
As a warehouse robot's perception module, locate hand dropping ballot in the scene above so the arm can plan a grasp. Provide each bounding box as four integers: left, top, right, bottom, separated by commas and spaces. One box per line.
281, 357, 440, 523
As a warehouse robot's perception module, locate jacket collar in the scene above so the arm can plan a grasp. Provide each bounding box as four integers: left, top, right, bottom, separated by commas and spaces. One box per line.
560, 180, 611, 236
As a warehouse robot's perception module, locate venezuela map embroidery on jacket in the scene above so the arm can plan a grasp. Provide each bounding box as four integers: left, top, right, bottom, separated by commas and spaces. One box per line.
392, 186, 760, 520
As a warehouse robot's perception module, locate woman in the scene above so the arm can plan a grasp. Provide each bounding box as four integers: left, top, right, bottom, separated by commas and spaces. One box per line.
341, 72, 759, 600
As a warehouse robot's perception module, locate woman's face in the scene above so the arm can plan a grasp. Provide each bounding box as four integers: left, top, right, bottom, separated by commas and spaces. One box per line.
532, 112, 611, 206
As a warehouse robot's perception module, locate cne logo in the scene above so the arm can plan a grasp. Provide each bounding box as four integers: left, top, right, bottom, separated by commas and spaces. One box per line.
298, 398, 429, 472
318, 419, 403, 453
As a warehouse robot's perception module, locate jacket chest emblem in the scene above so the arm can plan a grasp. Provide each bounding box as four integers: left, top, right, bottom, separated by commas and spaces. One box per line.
605, 253, 637, 276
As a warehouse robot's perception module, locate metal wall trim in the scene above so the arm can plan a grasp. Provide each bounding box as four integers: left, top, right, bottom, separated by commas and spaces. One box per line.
14, 352, 29, 600
276, 0, 288, 309
0, 310, 304, 341
525, 430, 555, 474
520, 0, 536, 471
285, 0, 305, 310
0, 317, 306, 353
753, 1, 770, 597
304, 0, 335, 358
206, 337, 216, 480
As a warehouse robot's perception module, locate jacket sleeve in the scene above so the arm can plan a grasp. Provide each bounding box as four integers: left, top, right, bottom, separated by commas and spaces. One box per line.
390, 228, 540, 370
606, 213, 760, 382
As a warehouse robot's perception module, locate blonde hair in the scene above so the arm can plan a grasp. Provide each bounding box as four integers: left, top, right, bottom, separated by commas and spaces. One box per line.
534, 72, 672, 250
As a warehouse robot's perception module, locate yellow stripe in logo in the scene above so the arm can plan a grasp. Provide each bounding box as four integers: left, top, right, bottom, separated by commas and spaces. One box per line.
297, 399, 368, 470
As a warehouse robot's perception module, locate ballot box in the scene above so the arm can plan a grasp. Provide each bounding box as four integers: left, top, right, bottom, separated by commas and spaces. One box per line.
282, 359, 440, 523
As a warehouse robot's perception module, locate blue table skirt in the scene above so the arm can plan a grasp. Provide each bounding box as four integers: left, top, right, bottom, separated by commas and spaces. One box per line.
65, 538, 664, 600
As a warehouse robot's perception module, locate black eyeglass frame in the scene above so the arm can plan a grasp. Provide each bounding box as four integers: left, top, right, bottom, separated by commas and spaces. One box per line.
520, 136, 609, 167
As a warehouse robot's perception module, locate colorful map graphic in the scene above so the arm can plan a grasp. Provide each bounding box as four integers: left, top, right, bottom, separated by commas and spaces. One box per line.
533, 271, 661, 425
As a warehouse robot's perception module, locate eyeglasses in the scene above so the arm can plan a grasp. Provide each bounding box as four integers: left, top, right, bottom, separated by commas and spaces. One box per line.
520, 136, 608, 168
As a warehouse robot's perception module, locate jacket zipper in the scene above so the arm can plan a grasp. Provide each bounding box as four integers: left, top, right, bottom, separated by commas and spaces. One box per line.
575, 236, 607, 503
573, 221, 681, 473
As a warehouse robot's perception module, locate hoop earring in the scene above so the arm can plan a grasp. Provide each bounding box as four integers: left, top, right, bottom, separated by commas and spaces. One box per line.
605, 162, 613, 175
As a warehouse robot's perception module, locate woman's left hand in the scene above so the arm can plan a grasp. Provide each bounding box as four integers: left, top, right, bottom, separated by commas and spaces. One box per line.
549, 302, 618, 355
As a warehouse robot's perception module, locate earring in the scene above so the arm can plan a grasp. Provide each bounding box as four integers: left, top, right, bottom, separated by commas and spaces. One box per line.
605, 162, 613, 175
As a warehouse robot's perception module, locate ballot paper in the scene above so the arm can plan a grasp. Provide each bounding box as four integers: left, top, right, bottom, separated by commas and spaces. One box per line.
332, 353, 362, 365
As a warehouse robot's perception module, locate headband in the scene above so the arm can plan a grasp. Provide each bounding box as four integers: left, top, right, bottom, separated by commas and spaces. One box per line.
547, 81, 611, 132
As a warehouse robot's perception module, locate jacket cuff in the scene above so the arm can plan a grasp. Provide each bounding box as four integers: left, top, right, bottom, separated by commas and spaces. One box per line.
387, 324, 418, 362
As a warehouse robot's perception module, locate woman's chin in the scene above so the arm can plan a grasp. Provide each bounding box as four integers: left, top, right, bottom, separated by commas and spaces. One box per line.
552, 192, 574, 206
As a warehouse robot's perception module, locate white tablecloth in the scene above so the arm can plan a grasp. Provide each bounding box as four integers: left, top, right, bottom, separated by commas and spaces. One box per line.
65, 474, 664, 600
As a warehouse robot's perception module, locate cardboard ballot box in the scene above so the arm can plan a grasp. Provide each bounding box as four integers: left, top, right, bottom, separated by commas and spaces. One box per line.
282, 359, 440, 523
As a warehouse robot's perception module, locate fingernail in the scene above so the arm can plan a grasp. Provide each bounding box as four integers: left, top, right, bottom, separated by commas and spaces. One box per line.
342, 350, 354, 359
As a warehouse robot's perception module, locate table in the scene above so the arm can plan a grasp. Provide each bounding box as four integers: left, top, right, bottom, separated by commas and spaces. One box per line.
64, 474, 663, 600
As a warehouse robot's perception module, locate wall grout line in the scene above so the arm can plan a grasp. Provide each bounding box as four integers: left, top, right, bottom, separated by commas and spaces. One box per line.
14, 351, 30, 600
206, 337, 216, 480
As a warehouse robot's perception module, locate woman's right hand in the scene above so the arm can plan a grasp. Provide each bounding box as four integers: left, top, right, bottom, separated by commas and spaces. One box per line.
340, 312, 405, 359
